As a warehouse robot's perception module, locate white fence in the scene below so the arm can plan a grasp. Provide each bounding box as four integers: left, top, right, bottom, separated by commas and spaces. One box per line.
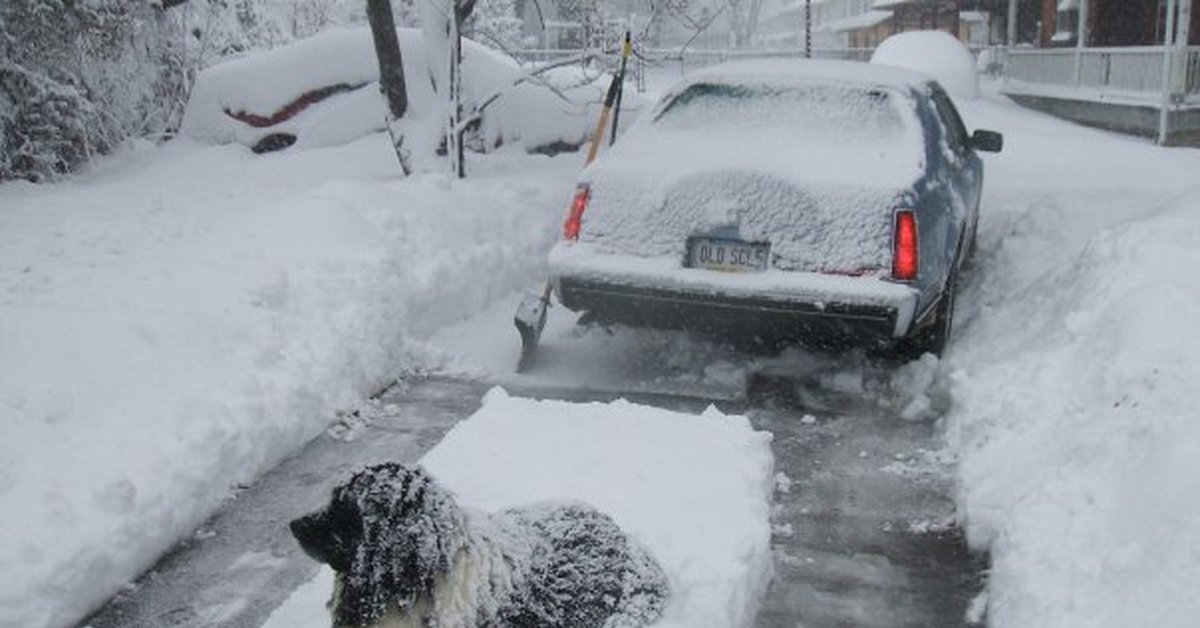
511, 47, 876, 88
512, 44, 1200, 112
1189, 48, 1200, 98
1004, 46, 1200, 101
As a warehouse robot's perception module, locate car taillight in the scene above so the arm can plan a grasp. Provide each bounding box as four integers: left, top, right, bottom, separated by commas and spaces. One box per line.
892, 210, 918, 281
562, 184, 590, 240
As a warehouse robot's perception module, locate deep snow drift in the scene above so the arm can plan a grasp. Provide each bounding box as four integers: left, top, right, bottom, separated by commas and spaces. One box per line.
263, 388, 774, 628
946, 88, 1200, 627
0, 136, 576, 628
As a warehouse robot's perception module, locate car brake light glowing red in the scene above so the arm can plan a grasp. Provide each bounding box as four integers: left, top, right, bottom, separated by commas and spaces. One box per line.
563, 184, 590, 240
893, 210, 918, 281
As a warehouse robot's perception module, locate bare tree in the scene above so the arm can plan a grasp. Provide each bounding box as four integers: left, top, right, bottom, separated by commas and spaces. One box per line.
366, 0, 412, 174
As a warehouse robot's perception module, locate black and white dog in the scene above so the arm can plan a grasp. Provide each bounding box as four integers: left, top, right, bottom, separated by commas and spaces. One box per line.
290, 462, 669, 628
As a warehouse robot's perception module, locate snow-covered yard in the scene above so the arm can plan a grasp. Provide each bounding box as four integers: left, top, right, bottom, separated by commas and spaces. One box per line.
0, 136, 574, 628
2, 67, 1199, 628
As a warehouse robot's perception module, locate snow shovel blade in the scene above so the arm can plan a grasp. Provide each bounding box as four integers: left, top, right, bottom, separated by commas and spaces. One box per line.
514, 287, 551, 372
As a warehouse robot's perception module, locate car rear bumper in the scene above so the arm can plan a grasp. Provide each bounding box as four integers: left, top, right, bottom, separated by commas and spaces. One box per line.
549, 244, 919, 342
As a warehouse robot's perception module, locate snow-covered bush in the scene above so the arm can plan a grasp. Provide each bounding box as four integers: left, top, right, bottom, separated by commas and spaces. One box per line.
464, 0, 523, 52
0, 0, 184, 181
871, 30, 980, 100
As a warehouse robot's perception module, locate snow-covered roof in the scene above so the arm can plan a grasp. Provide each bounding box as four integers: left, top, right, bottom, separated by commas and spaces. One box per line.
818, 10, 893, 33
1058, 0, 1078, 10
960, 10, 990, 23
872, 0, 918, 9
684, 58, 933, 93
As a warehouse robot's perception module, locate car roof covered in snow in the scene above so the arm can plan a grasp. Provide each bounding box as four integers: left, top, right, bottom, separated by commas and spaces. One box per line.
680, 59, 935, 94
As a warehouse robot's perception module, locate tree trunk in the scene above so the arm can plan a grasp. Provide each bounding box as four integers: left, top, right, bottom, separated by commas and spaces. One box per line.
366, 0, 411, 174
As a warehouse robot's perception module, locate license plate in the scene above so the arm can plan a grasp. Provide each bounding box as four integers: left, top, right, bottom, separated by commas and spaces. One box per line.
688, 237, 769, 273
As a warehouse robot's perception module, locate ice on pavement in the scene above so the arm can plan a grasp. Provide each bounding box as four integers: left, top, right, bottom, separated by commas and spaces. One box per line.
264, 387, 774, 628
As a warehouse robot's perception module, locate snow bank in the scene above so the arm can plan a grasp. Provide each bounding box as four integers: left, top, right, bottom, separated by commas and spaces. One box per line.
946, 92, 1200, 627
181, 27, 644, 154
264, 388, 775, 627
950, 196, 1200, 627
0, 135, 574, 628
871, 30, 980, 100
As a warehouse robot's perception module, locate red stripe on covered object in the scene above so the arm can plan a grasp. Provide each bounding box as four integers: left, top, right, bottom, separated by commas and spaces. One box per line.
223, 82, 368, 128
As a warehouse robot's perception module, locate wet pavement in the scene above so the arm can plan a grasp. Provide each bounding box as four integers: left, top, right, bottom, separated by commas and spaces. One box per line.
82, 372, 985, 628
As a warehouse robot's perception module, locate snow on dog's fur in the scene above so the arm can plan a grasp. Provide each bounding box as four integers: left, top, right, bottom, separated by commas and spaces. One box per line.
290, 462, 669, 628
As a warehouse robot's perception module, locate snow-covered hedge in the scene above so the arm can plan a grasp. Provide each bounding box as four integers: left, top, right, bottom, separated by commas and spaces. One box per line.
0, 0, 183, 182
871, 30, 980, 100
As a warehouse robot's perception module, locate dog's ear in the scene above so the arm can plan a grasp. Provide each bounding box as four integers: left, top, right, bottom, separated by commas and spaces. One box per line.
290, 509, 357, 572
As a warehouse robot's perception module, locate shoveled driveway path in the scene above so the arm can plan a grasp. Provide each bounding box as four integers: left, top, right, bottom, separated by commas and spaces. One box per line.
82, 374, 984, 628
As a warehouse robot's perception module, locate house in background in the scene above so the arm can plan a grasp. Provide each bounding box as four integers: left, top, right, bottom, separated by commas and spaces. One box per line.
814, 0, 1004, 49
816, 0, 895, 49
1041, 0, 1199, 47
1002, 0, 1199, 145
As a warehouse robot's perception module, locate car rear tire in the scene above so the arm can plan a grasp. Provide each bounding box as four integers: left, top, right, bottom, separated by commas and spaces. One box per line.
893, 271, 957, 360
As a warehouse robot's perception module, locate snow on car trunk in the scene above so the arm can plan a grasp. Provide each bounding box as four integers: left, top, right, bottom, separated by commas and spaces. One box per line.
578, 77, 924, 274
262, 388, 775, 628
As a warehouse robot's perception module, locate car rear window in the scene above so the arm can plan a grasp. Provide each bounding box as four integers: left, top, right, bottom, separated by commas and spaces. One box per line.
654, 81, 913, 143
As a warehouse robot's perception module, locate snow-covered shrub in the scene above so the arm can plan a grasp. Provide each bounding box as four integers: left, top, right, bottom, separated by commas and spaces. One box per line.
0, 66, 101, 181
464, 0, 523, 53
871, 30, 980, 100
0, 0, 186, 182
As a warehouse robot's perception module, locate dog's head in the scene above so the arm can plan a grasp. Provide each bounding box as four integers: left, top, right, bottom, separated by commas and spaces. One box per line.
290, 463, 466, 627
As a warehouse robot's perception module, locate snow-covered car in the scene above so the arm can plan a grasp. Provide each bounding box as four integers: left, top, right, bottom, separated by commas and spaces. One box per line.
547, 60, 1002, 357
180, 27, 644, 155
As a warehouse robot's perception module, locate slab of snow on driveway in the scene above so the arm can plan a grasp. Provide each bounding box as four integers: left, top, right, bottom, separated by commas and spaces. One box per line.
263, 387, 775, 628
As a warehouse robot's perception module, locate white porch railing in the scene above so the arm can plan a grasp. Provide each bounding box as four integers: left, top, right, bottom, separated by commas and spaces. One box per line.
512, 47, 874, 68
1188, 48, 1200, 99
1004, 46, 1200, 100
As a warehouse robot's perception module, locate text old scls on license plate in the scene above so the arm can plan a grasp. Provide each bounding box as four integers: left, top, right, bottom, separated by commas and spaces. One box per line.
688, 237, 769, 273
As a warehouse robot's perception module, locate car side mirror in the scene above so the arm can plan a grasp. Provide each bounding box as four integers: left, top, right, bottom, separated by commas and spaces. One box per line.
971, 129, 1003, 153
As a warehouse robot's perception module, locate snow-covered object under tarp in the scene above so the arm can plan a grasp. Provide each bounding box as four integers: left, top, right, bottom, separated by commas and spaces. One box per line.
572, 60, 926, 275
262, 388, 775, 628
180, 27, 643, 154
871, 30, 980, 100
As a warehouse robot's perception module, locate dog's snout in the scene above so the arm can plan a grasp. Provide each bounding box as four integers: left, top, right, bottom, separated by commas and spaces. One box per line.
290, 511, 356, 572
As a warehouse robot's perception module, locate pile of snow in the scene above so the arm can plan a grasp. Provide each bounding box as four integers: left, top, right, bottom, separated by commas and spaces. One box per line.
946, 93, 1200, 627
181, 27, 645, 154
0, 132, 575, 628
264, 388, 775, 627
871, 30, 980, 99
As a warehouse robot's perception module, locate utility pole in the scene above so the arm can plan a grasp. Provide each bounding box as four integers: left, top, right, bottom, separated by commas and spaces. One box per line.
805, 0, 812, 58
1158, 0, 1178, 144
1074, 0, 1089, 86
1006, 0, 1017, 45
